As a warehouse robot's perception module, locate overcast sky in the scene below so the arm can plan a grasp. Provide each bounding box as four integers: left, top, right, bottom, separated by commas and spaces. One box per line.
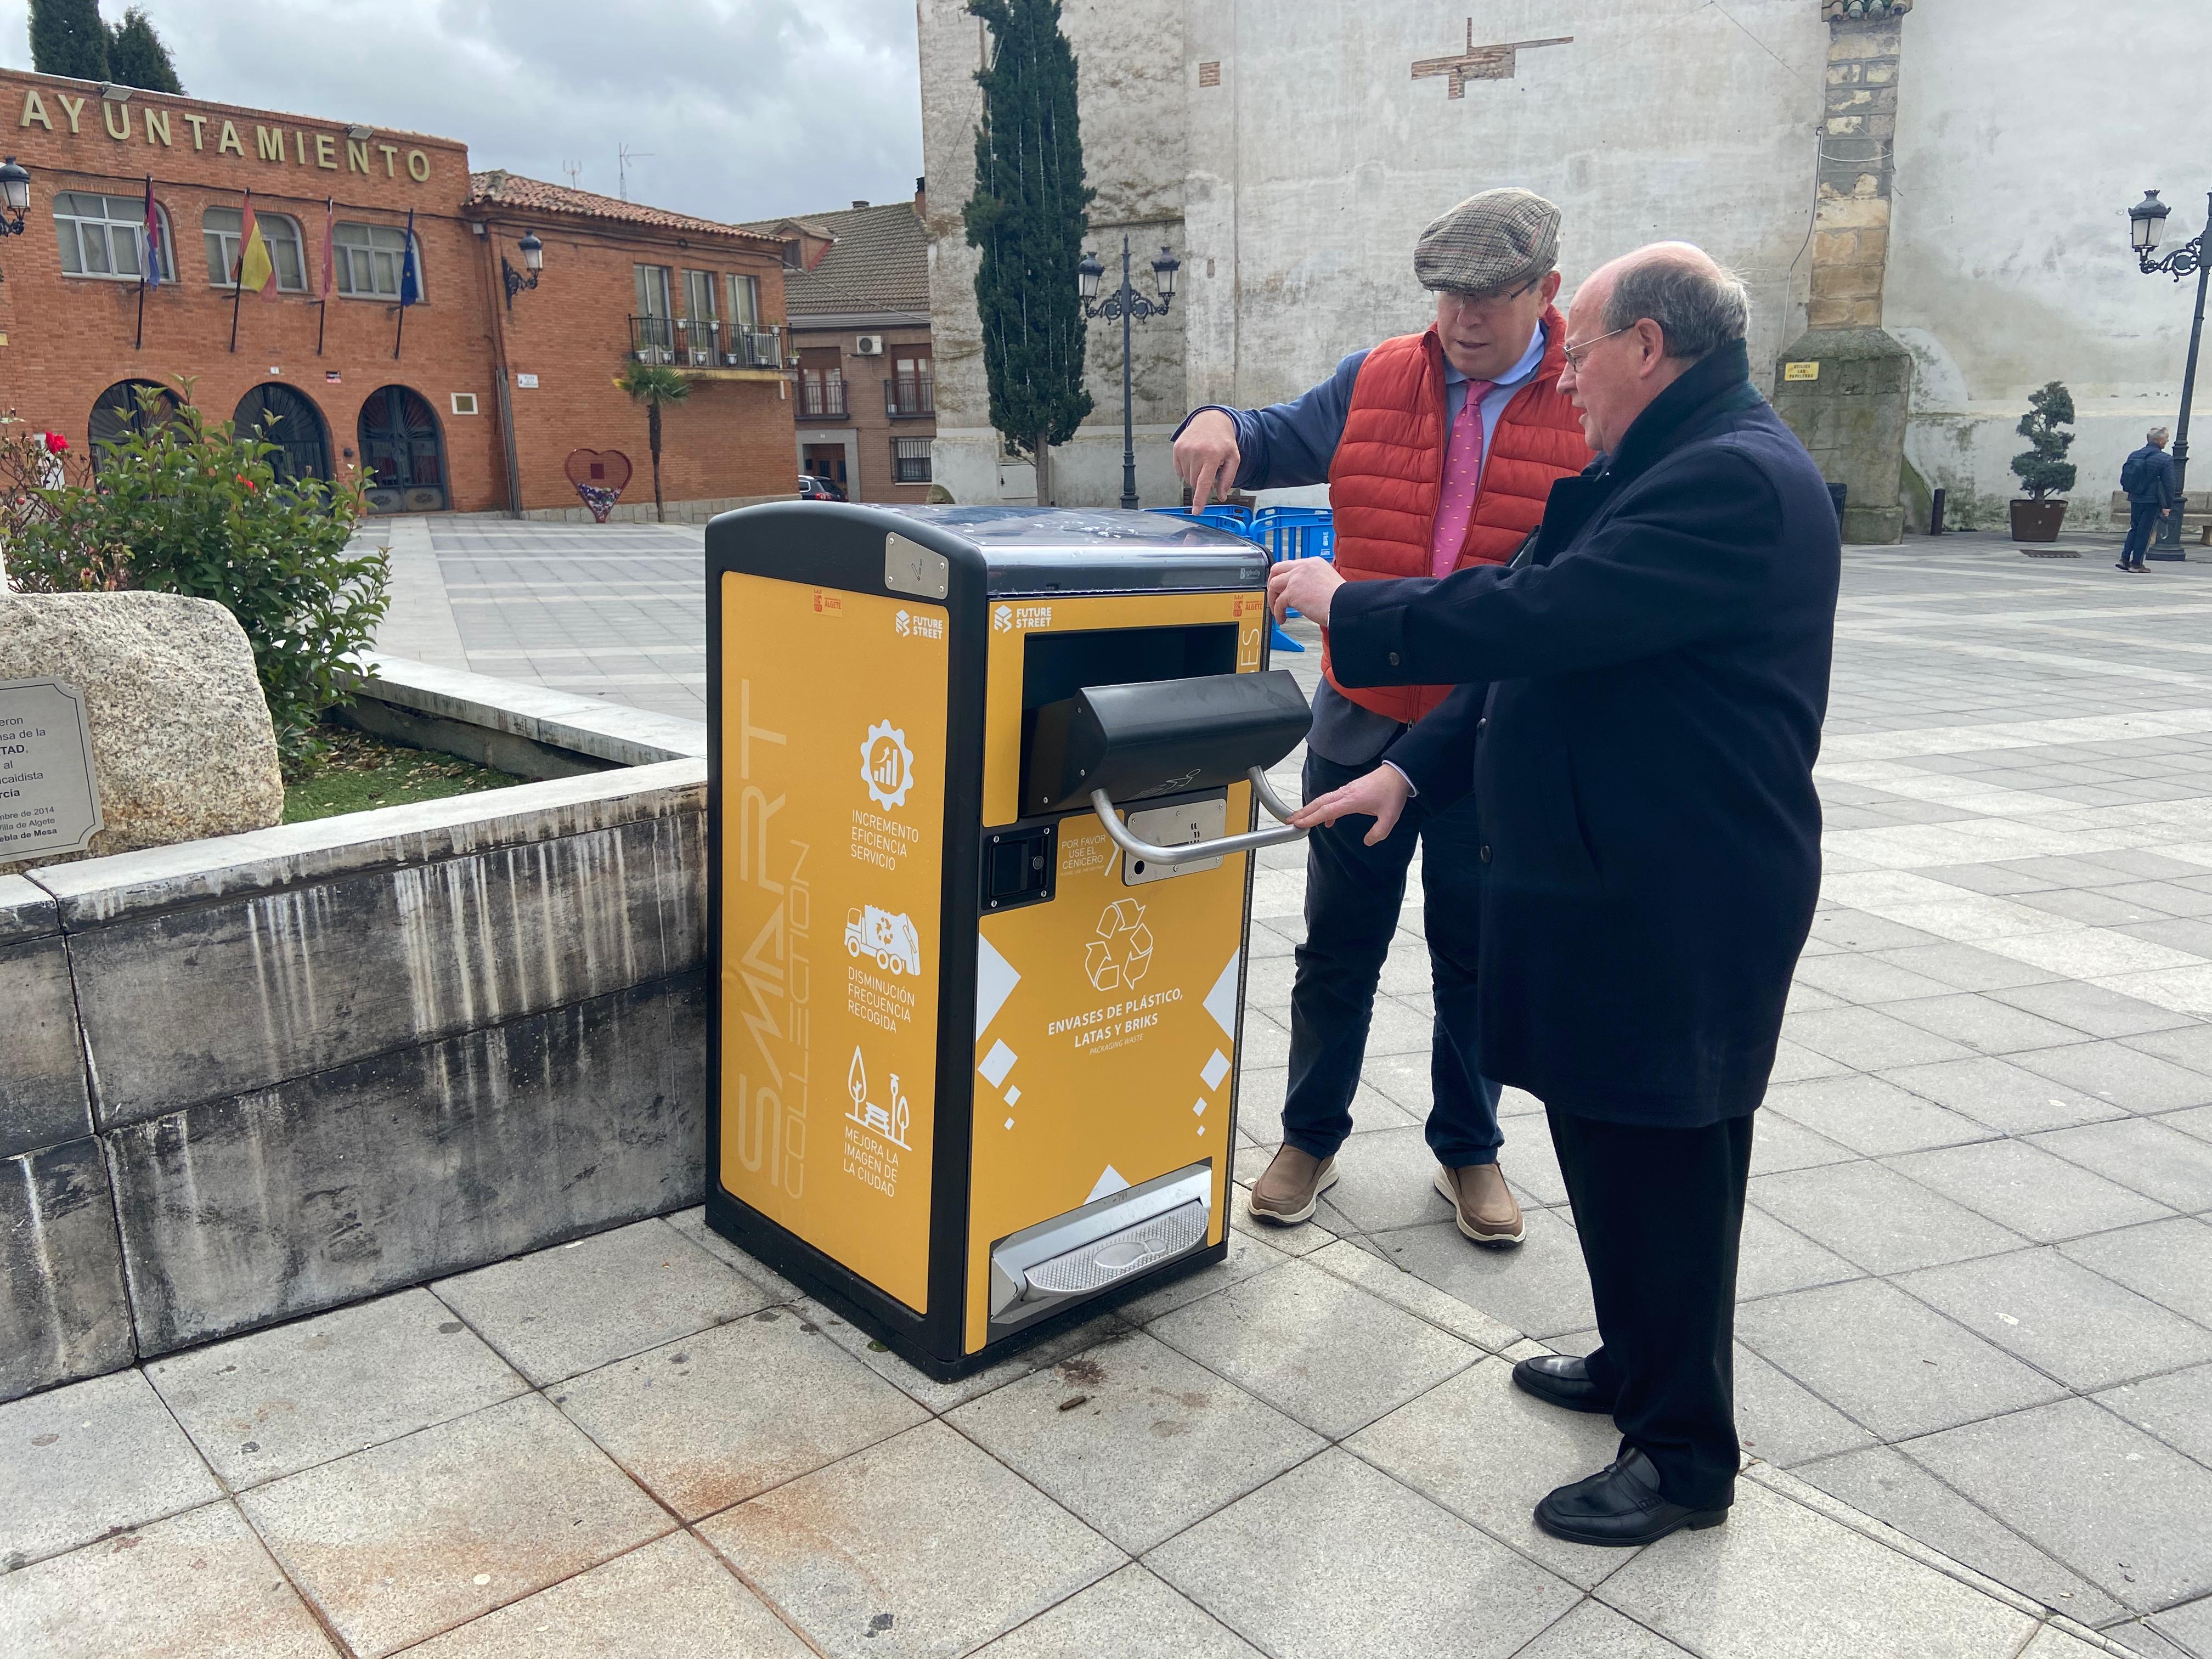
0, 0, 926, 223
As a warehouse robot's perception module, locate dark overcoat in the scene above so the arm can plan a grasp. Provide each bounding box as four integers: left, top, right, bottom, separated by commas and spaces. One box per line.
1329, 339, 1841, 1128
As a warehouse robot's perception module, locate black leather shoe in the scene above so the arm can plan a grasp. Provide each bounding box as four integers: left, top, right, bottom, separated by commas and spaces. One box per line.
1511, 1353, 1618, 1415
1534, 1448, 1729, 1547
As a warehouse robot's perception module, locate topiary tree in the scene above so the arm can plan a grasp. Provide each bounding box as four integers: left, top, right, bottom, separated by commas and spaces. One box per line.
616, 360, 691, 522
963, 0, 1093, 507
106, 8, 185, 94
29, 0, 109, 80
5, 381, 385, 765
2011, 381, 2077, 501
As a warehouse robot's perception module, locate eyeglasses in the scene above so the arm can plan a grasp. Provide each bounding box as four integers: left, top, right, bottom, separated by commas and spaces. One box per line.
1561, 324, 1634, 374
1437, 279, 1538, 318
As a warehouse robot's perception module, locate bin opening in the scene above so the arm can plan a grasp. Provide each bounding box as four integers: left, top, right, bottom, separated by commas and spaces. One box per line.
1018, 624, 1238, 812
1025, 668, 1311, 817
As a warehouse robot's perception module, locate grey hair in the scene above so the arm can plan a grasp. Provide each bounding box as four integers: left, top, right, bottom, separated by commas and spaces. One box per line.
2150, 426, 2172, 444
1602, 254, 1750, 361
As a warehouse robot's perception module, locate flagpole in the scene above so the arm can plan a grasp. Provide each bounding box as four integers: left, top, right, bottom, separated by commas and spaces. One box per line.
229, 189, 247, 354
316, 197, 331, 356
134, 175, 150, 351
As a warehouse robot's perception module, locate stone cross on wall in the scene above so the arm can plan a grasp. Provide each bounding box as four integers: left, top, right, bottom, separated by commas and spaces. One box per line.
1411, 20, 1572, 98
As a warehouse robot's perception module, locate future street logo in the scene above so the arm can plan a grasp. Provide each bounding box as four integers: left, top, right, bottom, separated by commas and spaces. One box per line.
992, 604, 1014, 633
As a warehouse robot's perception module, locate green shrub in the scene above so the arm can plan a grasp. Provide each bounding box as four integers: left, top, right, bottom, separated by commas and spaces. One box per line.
2010, 381, 2077, 501
5, 381, 388, 763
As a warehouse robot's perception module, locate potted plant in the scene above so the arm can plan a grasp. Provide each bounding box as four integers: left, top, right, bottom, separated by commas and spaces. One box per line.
2009, 380, 2076, 543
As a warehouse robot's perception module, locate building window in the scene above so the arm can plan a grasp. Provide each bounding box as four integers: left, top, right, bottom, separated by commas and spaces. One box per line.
894, 437, 933, 484
730, 273, 759, 328
887, 351, 934, 419
799, 348, 845, 419
333, 222, 422, 300
203, 207, 307, 292
54, 191, 174, 283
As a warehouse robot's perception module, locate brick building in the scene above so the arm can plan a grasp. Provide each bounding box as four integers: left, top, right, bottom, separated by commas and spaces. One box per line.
0, 68, 799, 521
747, 187, 935, 504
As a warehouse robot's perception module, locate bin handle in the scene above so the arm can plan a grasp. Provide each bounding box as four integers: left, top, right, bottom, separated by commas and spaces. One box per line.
1090, 768, 1308, 868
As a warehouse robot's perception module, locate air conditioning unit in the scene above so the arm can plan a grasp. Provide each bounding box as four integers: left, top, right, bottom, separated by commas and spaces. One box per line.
855, 334, 885, 357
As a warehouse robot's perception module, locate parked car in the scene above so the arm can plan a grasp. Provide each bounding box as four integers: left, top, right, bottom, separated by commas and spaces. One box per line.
798, 474, 846, 501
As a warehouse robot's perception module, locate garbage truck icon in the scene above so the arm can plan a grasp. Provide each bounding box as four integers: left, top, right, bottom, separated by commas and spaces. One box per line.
845, 906, 923, 976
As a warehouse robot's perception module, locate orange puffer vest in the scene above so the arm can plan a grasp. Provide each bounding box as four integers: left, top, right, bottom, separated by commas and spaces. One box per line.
1324, 309, 1593, 724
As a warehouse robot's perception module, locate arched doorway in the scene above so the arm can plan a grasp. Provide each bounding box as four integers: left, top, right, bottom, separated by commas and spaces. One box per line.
87, 379, 178, 469
357, 386, 446, 513
235, 385, 331, 487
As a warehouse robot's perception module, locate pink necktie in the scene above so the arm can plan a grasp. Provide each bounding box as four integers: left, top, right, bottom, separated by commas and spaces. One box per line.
1430, 382, 1494, 577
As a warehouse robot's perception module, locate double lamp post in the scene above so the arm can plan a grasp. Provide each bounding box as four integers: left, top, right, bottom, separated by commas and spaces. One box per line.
2130, 189, 2210, 557
1079, 236, 1180, 510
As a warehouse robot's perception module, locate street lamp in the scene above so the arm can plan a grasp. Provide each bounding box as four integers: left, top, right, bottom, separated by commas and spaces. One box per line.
0, 157, 31, 232
501, 230, 544, 311
2128, 188, 2209, 557
1078, 236, 1178, 509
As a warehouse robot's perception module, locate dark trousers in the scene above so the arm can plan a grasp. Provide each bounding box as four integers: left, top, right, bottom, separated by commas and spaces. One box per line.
1548, 1104, 1755, 1511
2122, 500, 2164, 565
1281, 749, 1503, 1167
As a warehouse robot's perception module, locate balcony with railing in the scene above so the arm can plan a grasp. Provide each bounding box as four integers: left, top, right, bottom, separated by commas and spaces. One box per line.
798, 377, 849, 420
884, 373, 935, 420
628, 316, 785, 371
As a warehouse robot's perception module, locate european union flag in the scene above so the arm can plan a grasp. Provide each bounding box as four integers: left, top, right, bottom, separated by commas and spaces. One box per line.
399, 207, 420, 307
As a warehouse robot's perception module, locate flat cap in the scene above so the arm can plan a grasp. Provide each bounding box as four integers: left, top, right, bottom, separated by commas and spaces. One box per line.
1413, 188, 1561, 294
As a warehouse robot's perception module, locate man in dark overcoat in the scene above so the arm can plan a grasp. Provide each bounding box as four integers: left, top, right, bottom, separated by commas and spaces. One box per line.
1267, 241, 1841, 1545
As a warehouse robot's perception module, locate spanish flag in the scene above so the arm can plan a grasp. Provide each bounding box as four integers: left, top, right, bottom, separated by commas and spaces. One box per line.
235, 190, 276, 298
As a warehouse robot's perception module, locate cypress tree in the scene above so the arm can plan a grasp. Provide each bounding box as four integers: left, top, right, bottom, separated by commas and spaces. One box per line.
28, 0, 109, 82
106, 9, 185, 94
963, 0, 1093, 506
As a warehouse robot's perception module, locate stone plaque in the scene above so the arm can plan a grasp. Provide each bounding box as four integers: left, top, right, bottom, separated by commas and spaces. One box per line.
1784, 360, 1821, 381
0, 677, 103, 860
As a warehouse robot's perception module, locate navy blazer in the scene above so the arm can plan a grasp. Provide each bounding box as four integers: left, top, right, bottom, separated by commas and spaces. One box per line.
1329, 340, 1841, 1127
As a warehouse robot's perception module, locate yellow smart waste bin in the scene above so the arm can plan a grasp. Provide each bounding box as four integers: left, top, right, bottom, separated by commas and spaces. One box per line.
704, 502, 1311, 1377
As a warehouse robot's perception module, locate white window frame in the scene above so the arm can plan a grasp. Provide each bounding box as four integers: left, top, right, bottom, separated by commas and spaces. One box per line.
332, 221, 424, 301
894, 437, 933, 484
54, 191, 175, 284
202, 206, 309, 293
729, 273, 760, 328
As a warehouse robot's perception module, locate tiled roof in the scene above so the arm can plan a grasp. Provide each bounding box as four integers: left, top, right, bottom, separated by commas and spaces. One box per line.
466, 171, 783, 245
741, 200, 930, 319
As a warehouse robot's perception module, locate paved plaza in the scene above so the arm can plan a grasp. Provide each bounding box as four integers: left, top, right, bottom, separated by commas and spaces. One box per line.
7, 522, 2212, 1657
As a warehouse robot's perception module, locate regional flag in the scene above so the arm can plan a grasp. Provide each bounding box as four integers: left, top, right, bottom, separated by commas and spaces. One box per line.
235, 191, 276, 298
140, 177, 161, 290
317, 197, 334, 302
398, 207, 420, 307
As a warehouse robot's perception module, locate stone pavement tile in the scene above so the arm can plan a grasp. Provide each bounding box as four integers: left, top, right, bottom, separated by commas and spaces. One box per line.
2097, 1364, 2212, 1469
1347, 1356, 1628, 1588
1364, 1206, 1597, 1340
1805, 910, 1949, 953
1879, 1056, 2128, 1135
2166, 1102, 2212, 1143
2120, 917, 2212, 961
1358, 1048, 1440, 1113
1993, 979, 2202, 1039
703, 1420, 1122, 1659
1597, 1480, 2039, 1659
1904, 1396, 2212, 1616
1747, 1113, 1860, 1176
1149, 1447, 1580, 1659
967, 1564, 1263, 1658
1767, 1037, 1854, 1082
2031, 1119, 2212, 1214
1783, 1005, 1980, 1070
0, 1499, 334, 1659
946, 1328, 1323, 1553
1734, 1277, 2064, 1442
2123, 1021, 2212, 1073
1308, 1124, 1457, 1232
146, 1287, 530, 1490
553, 1311, 927, 1520
433, 1217, 770, 1385
1734, 1344, 1878, 1468
1787, 982, 1847, 1013
1791, 952, 1961, 1005
803, 1294, 1127, 1415
1885, 992, 2102, 1056
240, 1393, 670, 1657
1512, 1599, 1696, 1657
2115, 1621, 2204, 1659
1866, 942, 2068, 993
1499, 1119, 1570, 1205
401, 1531, 814, 1659
2149, 1595, 2212, 1659
1147, 1256, 1477, 1438
1237, 1010, 1291, 1068
2011, 1042, 2212, 1114
0, 1368, 222, 1569
662, 1206, 804, 1302
1797, 1446, 2129, 1626
1114, 1224, 1289, 1324
1900, 1248, 2212, 1391
1365, 994, 1441, 1056
2015, 889, 2177, 928
1890, 1139, 2176, 1243
1304, 1237, 1521, 1352
2059, 1217, 2212, 1328
1734, 1207, 1860, 1301
1765, 1074, 1994, 1156
1752, 1159, 2029, 1275
1987, 929, 2203, 981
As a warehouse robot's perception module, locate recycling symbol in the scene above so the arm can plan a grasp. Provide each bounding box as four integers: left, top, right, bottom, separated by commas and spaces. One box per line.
1085, 899, 1154, 991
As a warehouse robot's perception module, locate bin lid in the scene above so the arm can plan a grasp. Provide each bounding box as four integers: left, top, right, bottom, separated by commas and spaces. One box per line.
882, 506, 1269, 596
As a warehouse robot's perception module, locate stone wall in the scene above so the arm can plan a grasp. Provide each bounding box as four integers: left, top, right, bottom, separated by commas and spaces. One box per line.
0, 664, 712, 1403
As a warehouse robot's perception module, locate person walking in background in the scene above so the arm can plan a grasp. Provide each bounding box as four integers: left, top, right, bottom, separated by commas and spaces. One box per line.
1170, 189, 1593, 1246
1268, 244, 1840, 1545
2119, 426, 2179, 571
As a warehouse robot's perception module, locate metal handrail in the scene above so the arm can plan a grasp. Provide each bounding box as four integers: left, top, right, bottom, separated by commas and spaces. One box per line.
1090, 768, 1307, 867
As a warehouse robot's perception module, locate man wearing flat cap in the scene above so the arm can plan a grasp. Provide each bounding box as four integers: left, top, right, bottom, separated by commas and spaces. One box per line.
1172, 188, 1592, 1243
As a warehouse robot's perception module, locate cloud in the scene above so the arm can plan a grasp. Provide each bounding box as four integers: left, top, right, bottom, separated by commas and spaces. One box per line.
0, 0, 924, 223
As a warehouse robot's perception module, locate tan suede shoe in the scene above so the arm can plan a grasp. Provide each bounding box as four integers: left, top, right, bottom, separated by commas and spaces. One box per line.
1248, 1146, 1339, 1226
1434, 1161, 1524, 1247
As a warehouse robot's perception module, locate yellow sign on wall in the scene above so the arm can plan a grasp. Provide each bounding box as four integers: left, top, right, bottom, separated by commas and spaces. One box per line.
1784, 360, 1821, 381
718, 574, 949, 1312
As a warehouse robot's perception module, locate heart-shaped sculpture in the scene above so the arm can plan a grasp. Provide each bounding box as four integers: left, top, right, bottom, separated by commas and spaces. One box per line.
563, 448, 633, 492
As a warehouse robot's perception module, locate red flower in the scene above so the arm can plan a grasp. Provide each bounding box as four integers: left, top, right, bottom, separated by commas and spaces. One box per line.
234, 473, 256, 491
42, 432, 66, 454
